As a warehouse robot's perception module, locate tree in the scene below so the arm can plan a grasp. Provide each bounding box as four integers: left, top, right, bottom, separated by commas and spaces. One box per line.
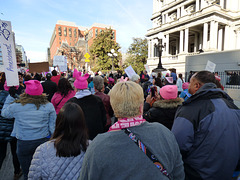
89, 28, 121, 72
124, 38, 148, 74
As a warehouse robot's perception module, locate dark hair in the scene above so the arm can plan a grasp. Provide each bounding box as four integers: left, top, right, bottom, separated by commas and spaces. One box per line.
57, 78, 74, 97
9, 86, 17, 98
51, 102, 88, 157
178, 73, 183, 83
154, 77, 163, 88
52, 70, 57, 76
0, 72, 6, 84
34, 73, 41, 81
194, 71, 216, 84
24, 75, 32, 81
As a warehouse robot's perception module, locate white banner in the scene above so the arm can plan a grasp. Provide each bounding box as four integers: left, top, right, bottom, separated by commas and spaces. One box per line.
124, 65, 137, 79
53, 56, 67, 72
205, 60, 216, 72
0, 20, 19, 86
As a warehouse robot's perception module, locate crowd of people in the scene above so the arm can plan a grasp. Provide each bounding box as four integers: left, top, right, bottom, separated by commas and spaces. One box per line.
0, 67, 239, 180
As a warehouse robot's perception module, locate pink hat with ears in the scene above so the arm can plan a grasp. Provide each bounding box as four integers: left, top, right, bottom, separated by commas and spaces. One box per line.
108, 77, 115, 84
25, 80, 43, 96
182, 82, 189, 90
73, 69, 89, 89
160, 85, 178, 100
4, 81, 19, 91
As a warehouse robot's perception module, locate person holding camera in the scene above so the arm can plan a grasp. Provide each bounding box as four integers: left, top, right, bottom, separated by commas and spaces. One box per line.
143, 85, 183, 130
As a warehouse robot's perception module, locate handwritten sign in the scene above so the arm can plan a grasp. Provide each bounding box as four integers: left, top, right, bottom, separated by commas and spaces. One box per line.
53, 56, 67, 72
205, 60, 216, 72
0, 20, 19, 86
124, 65, 137, 79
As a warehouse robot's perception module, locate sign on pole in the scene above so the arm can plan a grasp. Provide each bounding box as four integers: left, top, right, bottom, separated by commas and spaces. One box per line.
0, 20, 19, 86
53, 56, 67, 72
29, 62, 49, 73
84, 53, 90, 62
124, 65, 137, 79
205, 60, 216, 72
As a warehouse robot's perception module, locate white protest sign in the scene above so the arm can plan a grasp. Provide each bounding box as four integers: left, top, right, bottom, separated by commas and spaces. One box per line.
124, 65, 137, 79
144, 64, 150, 74
53, 56, 67, 72
205, 60, 216, 72
0, 20, 19, 86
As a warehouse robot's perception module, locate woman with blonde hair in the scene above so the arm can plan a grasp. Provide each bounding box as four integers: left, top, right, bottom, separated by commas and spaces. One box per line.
79, 81, 184, 180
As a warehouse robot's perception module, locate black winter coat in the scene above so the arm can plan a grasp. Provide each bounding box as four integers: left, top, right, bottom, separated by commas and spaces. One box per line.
143, 98, 183, 130
0, 90, 15, 141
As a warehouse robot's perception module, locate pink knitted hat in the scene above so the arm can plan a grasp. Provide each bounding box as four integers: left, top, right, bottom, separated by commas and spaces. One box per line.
108, 77, 115, 84
25, 80, 43, 96
182, 82, 189, 90
73, 69, 89, 89
4, 81, 19, 91
160, 85, 178, 100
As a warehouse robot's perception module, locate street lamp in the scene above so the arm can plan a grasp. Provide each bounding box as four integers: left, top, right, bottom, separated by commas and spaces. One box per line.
107, 49, 118, 72
152, 37, 166, 72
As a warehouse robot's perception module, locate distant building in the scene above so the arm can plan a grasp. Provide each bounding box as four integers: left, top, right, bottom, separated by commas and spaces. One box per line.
16, 44, 27, 66
49, 20, 116, 69
146, 0, 240, 73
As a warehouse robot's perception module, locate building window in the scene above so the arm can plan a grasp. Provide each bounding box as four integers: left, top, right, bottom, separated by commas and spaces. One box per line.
112, 31, 115, 40
59, 42, 61, 44
100, 29, 103, 33
58, 27, 62, 36
74, 29, 77, 38
154, 44, 159, 57
95, 29, 98, 37
69, 28, 72, 37
59, 37, 61, 40
64, 27, 67, 37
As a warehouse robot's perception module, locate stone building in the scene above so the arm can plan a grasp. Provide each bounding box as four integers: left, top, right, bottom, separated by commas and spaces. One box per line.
146, 0, 240, 73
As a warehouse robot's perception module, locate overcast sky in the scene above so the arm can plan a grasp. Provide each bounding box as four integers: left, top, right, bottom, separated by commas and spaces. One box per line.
1, 0, 153, 62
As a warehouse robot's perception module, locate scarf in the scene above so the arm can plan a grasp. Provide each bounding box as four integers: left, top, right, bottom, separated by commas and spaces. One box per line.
74, 89, 91, 99
108, 115, 146, 132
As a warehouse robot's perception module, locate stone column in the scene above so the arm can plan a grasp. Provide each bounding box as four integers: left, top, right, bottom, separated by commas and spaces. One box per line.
220, 0, 224, 8
224, 25, 229, 50
177, 8, 180, 19
181, 6, 185, 17
199, 32, 203, 50
184, 28, 189, 53
210, 21, 218, 50
166, 34, 169, 55
203, 22, 208, 50
166, 14, 169, 24
218, 28, 223, 51
180, 30, 184, 53
194, 33, 198, 52
176, 39, 179, 54
196, 0, 200, 11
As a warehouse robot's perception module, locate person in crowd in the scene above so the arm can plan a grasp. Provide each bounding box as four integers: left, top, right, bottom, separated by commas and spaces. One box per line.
16, 72, 26, 95
130, 74, 140, 84
108, 77, 115, 89
103, 76, 110, 94
51, 78, 75, 114
152, 76, 163, 92
51, 67, 61, 85
67, 69, 106, 140
179, 82, 191, 101
93, 76, 113, 131
142, 76, 151, 99
143, 85, 183, 130
28, 102, 88, 180
0, 83, 22, 179
79, 81, 184, 180
176, 73, 184, 96
1, 80, 56, 180
215, 75, 224, 90
87, 77, 95, 94
23, 74, 32, 82
33, 73, 41, 81
170, 69, 177, 84
41, 73, 58, 102
163, 76, 174, 86
187, 71, 194, 82
67, 71, 75, 89
0, 72, 6, 90
172, 70, 240, 179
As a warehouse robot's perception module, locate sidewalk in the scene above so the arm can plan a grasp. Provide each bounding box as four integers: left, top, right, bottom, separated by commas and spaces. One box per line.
0, 144, 24, 180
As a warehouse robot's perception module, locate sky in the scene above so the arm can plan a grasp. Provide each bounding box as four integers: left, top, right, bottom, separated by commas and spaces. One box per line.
1, 0, 153, 62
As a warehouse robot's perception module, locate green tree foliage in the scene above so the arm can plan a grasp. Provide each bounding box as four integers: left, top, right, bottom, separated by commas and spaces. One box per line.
89, 28, 121, 72
124, 38, 148, 74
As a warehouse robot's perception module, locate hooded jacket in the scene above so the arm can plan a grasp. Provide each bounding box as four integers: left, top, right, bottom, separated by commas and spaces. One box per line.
172, 83, 240, 180
143, 98, 183, 130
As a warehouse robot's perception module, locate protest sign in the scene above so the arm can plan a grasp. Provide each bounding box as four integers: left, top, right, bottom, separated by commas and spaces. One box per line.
205, 60, 216, 72
0, 20, 19, 86
124, 65, 137, 79
53, 56, 67, 72
29, 62, 49, 73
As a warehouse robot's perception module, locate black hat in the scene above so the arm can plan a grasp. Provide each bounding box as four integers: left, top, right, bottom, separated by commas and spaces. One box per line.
46, 73, 51, 79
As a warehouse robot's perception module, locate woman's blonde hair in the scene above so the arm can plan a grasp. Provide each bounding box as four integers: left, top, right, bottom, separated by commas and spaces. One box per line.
109, 81, 144, 118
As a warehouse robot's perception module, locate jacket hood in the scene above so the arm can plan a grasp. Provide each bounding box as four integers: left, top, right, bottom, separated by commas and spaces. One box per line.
183, 83, 233, 105
153, 97, 184, 109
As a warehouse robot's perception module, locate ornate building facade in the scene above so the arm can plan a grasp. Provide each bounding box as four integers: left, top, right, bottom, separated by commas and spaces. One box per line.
146, 0, 240, 73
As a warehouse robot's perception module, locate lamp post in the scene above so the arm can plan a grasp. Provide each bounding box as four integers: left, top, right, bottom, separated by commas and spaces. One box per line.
107, 49, 118, 72
152, 37, 166, 72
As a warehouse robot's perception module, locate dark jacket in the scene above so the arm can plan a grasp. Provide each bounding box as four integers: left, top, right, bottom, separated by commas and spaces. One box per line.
41, 80, 58, 102
68, 95, 107, 140
172, 83, 240, 180
95, 92, 113, 127
143, 98, 183, 130
0, 91, 14, 141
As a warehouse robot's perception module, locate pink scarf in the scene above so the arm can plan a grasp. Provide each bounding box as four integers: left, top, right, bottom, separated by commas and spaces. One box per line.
108, 115, 146, 132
